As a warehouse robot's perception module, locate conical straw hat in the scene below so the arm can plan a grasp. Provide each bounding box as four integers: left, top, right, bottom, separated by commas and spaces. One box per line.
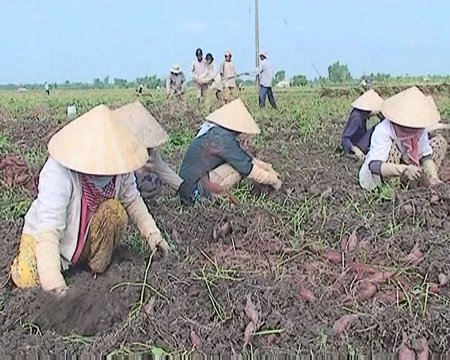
381, 87, 440, 128
205, 98, 260, 134
352, 90, 383, 112
48, 104, 148, 175
113, 101, 168, 148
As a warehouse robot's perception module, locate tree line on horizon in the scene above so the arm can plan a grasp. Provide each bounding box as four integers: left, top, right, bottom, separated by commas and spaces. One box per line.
1, 61, 449, 91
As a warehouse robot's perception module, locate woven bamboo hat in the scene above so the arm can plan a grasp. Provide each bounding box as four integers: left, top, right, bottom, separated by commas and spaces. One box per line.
352, 90, 384, 112
205, 98, 260, 134
114, 101, 168, 148
382, 87, 440, 128
171, 64, 182, 74
48, 104, 148, 175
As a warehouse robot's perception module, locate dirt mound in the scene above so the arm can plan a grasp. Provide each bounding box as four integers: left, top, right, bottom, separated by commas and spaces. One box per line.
320, 83, 450, 98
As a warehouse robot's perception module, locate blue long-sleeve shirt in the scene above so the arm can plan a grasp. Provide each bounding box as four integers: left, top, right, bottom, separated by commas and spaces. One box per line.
341, 108, 371, 154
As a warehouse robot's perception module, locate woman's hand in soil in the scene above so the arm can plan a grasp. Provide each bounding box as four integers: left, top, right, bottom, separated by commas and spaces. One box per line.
147, 232, 169, 256
402, 165, 423, 181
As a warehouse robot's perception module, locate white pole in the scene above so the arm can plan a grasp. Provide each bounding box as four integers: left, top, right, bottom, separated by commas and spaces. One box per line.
255, 0, 260, 87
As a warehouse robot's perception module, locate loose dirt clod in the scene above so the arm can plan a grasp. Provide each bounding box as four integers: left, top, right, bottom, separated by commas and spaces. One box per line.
299, 286, 315, 302
358, 282, 378, 301
332, 314, 358, 336
366, 271, 394, 285
438, 273, 448, 286
417, 337, 429, 360
213, 218, 233, 240
399, 341, 416, 360
33, 286, 134, 336
0, 155, 37, 192
324, 250, 342, 264
405, 244, 424, 266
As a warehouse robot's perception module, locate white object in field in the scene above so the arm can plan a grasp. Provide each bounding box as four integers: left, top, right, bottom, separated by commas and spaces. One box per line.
17, 87, 28, 93
67, 105, 77, 118
276, 80, 290, 88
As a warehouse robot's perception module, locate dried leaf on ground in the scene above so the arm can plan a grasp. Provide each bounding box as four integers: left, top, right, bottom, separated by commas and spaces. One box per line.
143, 297, 156, 316
299, 286, 315, 303
213, 218, 233, 240
405, 244, 424, 266
190, 330, 203, 349
244, 294, 260, 324
244, 321, 257, 347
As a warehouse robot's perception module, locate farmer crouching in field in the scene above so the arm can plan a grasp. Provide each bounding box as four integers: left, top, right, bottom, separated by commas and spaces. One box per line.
165, 64, 186, 112
342, 90, 384, 161
359, 87, 447, 190
178, 99, 282, 204
114, 101, 183, 200
10, 105, 169, 294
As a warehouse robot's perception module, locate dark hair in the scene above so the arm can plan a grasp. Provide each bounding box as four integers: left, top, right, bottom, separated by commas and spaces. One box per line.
205, 53, 214, 61
195, 48, 203, 56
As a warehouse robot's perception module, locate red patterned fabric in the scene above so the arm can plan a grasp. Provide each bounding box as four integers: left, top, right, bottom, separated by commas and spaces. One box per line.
392, 124, 423, 166
72, 175, 116, 264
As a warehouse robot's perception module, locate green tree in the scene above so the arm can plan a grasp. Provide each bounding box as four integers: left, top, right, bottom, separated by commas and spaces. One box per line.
274, 70, 286, 85
291, 74, 308, 86
113, 78, 128, 88
327, 61, 352, 83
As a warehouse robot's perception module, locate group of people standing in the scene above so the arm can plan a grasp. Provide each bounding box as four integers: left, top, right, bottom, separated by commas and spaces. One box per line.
342, 86, 447, 190
165, 48, 278, 112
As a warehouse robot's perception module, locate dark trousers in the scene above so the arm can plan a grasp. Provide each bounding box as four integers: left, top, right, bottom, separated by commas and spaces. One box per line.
259, 85, 277, 109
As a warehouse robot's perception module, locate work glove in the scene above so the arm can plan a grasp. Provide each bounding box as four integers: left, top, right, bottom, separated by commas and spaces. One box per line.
252, 158, 274, 172
422, 159, 442, 186
380, 163, 422, 181
248, 164, 282, 190
35, 229, 67, 292
126, 197, 169, 256
351, 146, 365, 162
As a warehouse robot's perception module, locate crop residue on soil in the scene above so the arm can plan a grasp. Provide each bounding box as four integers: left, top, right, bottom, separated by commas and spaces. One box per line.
1, 90, 450, 356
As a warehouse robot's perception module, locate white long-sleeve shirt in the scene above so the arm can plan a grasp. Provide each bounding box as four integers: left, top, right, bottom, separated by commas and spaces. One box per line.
257, 59, 274, 87
359, 119, 432, 190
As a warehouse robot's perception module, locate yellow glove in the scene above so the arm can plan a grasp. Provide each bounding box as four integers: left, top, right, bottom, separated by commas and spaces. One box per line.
248, 164, 282, 190
351, 146, 365, 162
380, 163, 422, 181
252, 158, 274, 172
422, 159, 442, 185
35, 230, 67, 292
126, 197, 169, 256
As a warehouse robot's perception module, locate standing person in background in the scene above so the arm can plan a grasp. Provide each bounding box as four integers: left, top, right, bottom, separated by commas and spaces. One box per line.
257, 51, 277, 109
44, 82, 50, 96
165, 64, 186, 113
204, 53, 223, 112
191, 48, 208, 112
220, 50, 238, 104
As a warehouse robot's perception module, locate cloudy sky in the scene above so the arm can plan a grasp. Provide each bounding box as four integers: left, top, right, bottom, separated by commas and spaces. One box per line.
1, 0, 449, 83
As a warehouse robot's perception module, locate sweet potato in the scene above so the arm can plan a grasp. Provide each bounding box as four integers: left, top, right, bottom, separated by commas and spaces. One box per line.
324, 250, 342, 264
